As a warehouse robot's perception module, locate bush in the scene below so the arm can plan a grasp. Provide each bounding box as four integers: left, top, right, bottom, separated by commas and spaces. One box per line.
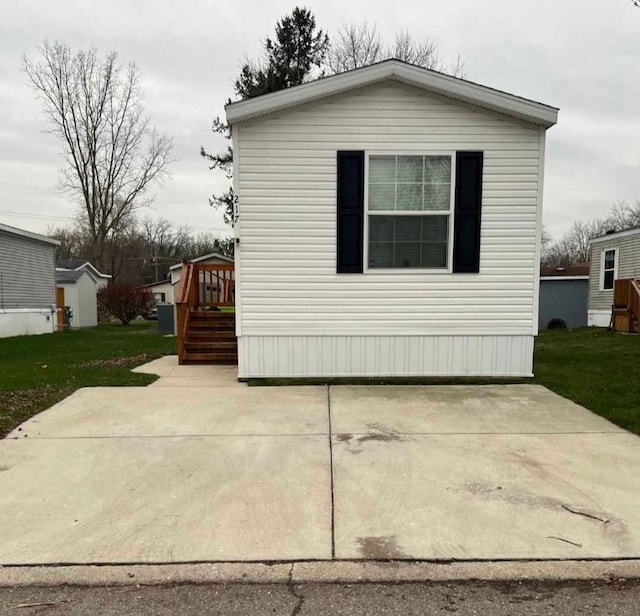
97, 284, 153, 325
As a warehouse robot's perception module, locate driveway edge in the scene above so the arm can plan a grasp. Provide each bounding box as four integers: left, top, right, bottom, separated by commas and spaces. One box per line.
1, 560, 640, 587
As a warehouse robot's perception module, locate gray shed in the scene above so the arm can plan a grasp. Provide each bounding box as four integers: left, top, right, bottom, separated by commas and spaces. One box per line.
538, 264, 589, 330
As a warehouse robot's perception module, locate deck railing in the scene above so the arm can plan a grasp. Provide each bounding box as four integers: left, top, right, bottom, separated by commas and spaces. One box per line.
175, 262, 235, 360
612, 278, 640, 333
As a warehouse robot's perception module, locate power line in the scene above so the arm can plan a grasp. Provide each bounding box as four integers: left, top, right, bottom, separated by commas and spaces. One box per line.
0, 209, 75, 223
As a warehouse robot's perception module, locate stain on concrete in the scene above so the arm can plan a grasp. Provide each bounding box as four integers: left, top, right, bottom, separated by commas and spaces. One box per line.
464, 482, 566, 511
357, 423, 404, 445
0, 466, 10, 472
335, 433, 353, 443
357, 535, 408, 560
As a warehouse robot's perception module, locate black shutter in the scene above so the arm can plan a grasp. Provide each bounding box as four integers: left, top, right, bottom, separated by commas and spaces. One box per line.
452, 151, 484, 273
336, 151, 365, 273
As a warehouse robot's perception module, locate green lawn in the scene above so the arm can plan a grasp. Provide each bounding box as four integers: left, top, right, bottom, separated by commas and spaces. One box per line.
0, 322, 176, 437
534, 328, 640, 435
0, 324, 638, 439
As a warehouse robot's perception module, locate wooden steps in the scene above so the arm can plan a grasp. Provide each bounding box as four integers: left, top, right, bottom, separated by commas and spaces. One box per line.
182, 311, 237, 364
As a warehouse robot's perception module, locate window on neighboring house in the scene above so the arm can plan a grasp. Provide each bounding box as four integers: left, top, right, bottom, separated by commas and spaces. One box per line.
602, 248, 616, 290
153, 292, 166, 303
367, 154, 452, 269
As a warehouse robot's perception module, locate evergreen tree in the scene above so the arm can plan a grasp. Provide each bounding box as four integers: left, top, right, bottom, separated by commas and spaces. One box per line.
201, 7, 328, 224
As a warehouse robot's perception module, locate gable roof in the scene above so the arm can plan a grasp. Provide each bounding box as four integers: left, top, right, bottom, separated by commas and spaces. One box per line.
226, 59, 559, 128
590, 226, 640, 245
169, 252, 234, 271
55, 269, 85, 284
142, 279, 171, 288
56, 259, 111, 281
0, 222, 60, 246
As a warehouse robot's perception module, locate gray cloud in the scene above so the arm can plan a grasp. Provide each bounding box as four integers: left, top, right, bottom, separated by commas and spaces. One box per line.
1, 0, 639, 241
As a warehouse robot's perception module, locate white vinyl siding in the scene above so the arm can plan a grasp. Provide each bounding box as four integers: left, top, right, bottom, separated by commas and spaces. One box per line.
588, 233, 640, 313
234, 82, 543, 339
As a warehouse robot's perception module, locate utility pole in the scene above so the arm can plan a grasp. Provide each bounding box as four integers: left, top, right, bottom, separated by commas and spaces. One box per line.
154, 244, 159, 283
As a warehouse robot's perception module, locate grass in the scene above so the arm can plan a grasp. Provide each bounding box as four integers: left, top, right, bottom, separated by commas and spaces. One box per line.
1, 323, 638, 439
534, 328, 640, 435
0, 321, 176, 437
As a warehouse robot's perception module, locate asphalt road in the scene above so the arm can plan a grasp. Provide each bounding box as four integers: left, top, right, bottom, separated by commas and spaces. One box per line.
0, 580, 639, 615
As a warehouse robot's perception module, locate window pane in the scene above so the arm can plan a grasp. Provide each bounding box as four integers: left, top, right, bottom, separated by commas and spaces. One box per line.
396, 184, 422, 211
604, 250, 615, 270
369, 242, 393, 268
369, 156, 396, 183
423, 183, 451, 211
421, 216, 448, 242
394, 217, 421, 242
424, 156, 451, 184
395, 242, 421, 268
368, 215, 448, 269
397, 156, 423, 183
421, 242, 447, 268
369, 216, 394, 241
369, 183, 395, 211
604, 269, 614, 290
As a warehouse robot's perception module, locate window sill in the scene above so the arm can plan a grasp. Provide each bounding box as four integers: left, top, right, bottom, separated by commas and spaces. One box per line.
364, 268, 453, 274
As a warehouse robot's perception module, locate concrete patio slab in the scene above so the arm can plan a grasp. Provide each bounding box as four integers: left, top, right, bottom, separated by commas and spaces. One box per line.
332, 431, 640, 560
0, 435, 332, 564
329, 384, 624, 435
7, 386, 328, 439
132, 356, 238, 382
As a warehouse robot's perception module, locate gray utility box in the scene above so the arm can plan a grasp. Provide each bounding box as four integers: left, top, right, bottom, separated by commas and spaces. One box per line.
157, 303, 175, 335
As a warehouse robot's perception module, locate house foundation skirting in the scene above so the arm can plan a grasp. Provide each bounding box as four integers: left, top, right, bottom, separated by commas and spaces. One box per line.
0, 308, 56, 338
237, 334, 534, 379
587, 310, 611, 328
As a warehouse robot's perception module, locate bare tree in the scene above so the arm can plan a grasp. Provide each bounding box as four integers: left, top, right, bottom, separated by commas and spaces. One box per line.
541, 201, 640, 267
23, 42, 173, 273
325, 23, 383, 73
326, 23, 465, 77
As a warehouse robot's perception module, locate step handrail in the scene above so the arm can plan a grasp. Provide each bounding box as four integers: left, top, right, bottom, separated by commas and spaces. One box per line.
176, 263, 197, 362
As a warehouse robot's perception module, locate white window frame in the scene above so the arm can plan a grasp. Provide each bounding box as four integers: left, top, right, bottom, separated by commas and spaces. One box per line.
600, 247, 618, 291
363, 151, 456, 274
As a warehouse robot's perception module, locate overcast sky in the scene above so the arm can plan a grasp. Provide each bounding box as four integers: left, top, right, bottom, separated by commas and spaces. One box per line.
1, 0, 639, 241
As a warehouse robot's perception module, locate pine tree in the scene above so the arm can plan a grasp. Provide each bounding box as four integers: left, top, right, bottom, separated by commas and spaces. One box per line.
201, 7, 329, 224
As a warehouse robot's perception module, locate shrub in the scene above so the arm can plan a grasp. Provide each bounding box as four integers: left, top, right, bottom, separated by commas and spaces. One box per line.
97, 284, 153, 325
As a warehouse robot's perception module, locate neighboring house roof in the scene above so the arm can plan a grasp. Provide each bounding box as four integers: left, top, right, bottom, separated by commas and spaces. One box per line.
540, 263, 590, 279
225, 59, 559, 128
55, 269, 85, 284
590, 226, 640, 245
0, 222, 60, 246
142, 279, 171, 289
56, 259, 111, 282
169, 252, 234, 271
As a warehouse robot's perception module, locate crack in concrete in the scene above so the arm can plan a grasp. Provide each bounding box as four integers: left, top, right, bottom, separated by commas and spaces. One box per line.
287, 563, 305, 616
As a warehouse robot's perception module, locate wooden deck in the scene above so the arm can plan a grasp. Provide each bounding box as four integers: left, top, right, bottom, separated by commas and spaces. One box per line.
175, 263, 237, 364
612, 278, 640, 334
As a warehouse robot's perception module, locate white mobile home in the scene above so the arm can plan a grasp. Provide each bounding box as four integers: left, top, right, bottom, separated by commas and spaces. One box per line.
0, 223, 59, 337
219, 61, 558, 378
588, 227, 640, 328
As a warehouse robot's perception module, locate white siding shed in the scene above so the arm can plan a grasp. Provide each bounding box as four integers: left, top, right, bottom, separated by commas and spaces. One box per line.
226, 61, 558, 378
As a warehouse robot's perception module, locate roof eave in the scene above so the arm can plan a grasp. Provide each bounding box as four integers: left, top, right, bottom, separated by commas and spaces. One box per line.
225, 61, 558, 128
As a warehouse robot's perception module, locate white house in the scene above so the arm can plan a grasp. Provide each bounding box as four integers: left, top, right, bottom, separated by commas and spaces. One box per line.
55, 269, 98, 328
56, 259, 111, 289
0, 223, 59, 337
588, 227, 640, 328
143, 279, 174, 305
225, 60, 558, 378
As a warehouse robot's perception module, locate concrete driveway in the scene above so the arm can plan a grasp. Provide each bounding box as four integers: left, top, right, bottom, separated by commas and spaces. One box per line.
1, 356, 639, 565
